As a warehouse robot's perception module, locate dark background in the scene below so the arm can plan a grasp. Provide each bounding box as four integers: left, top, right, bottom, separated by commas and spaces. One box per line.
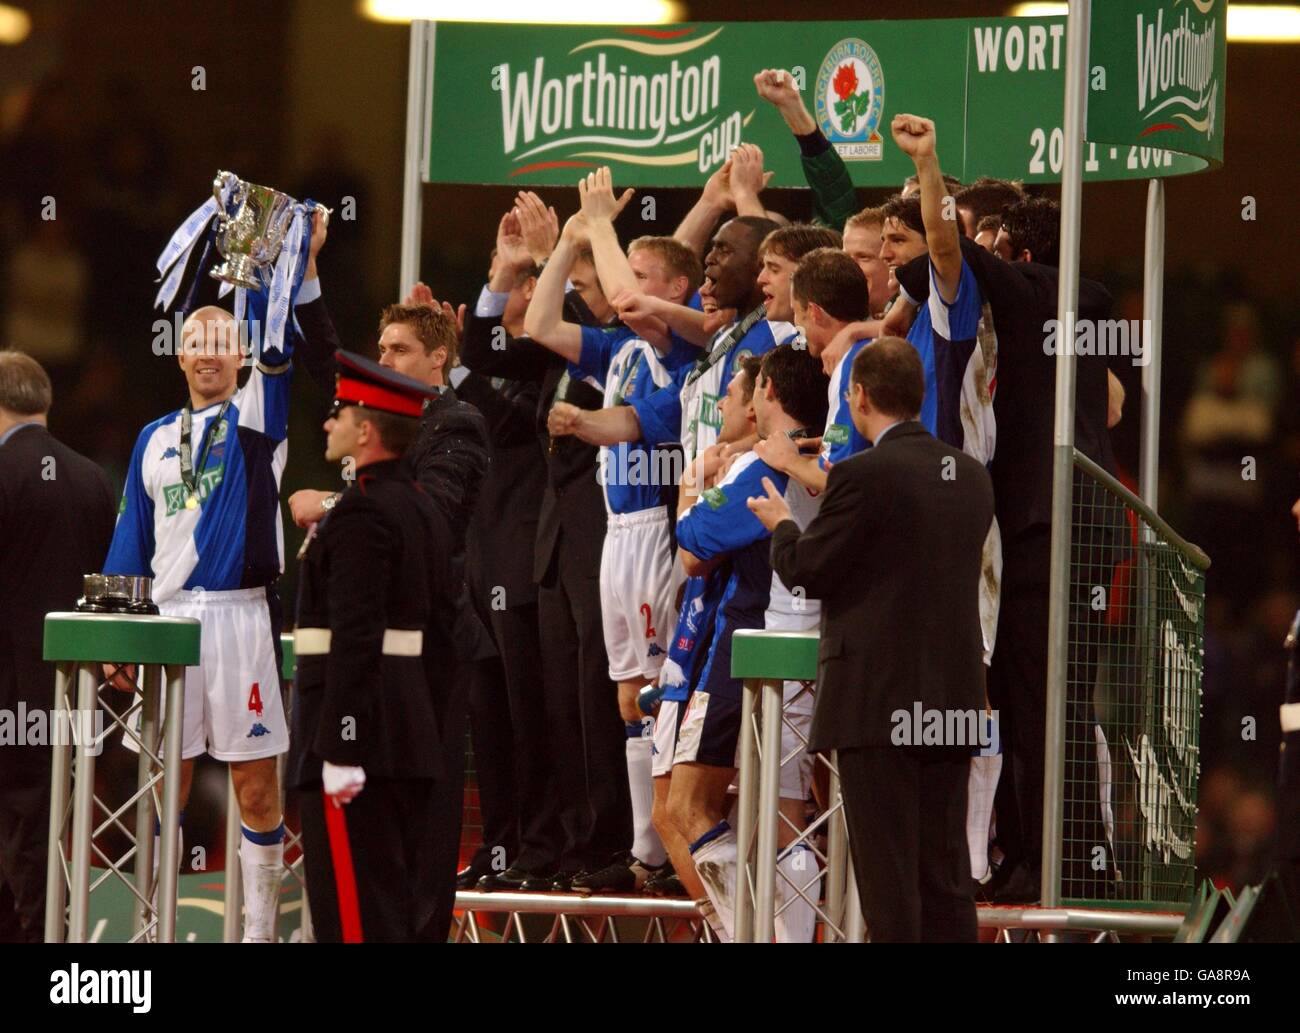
1, 0, 1296, 892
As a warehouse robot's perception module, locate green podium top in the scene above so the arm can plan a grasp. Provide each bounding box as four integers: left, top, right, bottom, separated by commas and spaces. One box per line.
730, 629, 819, 682
43, 612, 201, 666
280, 633, 295, 682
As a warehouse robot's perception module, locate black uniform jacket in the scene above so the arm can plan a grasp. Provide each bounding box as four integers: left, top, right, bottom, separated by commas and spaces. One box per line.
287, 459, 459, 787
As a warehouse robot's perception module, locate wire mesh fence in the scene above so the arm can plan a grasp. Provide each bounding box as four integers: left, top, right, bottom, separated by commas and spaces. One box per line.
1063, 450, 1209, 909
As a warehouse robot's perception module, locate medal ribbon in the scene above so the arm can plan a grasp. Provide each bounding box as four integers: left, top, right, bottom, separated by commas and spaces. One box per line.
179, 399, 232, 507
683, 304, 766, 387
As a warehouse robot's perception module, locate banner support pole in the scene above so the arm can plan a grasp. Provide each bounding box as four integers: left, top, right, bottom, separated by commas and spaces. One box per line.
1042, 0, 1091, 911
1139, 179, 1165, 507
400, 21, 434, 298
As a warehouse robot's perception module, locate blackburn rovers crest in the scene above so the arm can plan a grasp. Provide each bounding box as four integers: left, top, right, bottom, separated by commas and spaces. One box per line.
815, 38, 885, 161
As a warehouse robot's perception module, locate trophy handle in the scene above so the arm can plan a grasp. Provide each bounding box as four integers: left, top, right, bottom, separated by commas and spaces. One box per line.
212, 171, 235, 224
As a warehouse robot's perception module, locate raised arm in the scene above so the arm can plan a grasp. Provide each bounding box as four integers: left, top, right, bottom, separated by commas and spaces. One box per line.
522, 213, 587, 364
579, 168, 639, 302
754, 69, 858, 232
675, 159, 736, 258
892, 113, 961, 303
728, 143, 774, 220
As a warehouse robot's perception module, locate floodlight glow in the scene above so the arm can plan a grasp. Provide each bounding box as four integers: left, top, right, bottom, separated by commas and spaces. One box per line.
361, 0, 685, 25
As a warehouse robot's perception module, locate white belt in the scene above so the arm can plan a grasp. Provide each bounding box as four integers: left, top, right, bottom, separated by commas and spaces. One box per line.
294, 627, 423, 657
1282, 702, 1300, 734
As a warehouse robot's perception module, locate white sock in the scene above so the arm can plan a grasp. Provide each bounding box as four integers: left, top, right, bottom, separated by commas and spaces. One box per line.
775, 843, 820, 943
690, 822, 737, 941
967, 755, 1002, 881
967, 713, 1002, 881
626, 721, 667, 867
239, 821, 285, 943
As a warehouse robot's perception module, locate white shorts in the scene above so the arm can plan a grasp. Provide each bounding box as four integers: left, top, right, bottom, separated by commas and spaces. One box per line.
651, 698, 681, 778
124, 587, 288, 762
600, 507, 681, 683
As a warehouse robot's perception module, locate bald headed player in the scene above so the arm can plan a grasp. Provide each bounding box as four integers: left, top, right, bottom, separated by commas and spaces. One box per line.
103, 305, 294, 942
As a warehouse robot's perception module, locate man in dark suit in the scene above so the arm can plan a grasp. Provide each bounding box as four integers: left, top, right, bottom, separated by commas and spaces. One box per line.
750, 337, 994, 942
456, 370, 554, 888
288, 351, 460, 942
0, 351, 116, 942
459, 210, 631, 890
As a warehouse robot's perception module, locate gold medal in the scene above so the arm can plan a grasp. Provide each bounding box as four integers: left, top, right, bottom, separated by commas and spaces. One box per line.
185, 493, 199, 510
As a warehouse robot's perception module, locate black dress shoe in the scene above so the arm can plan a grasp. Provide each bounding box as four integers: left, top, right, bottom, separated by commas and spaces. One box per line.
478, 866, 554, 892
551, 870, 584, 893
457, 864, 493, 891
990, 863, 1042, 904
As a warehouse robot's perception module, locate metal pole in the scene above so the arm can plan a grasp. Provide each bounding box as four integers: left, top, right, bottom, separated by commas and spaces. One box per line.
399, 21, 433, 298
753, 679, 783, 943
156, 664, 186, 943
845, 851, 866, 943
133, 664, 160, 939
1042, 0, 1091, 910
733, 679, 760, 942
67, 664, 99, 942
1139, 179, 1165, 508
222, 769, 242, 943
824, 753, 847, 942
44, 662, 74, 943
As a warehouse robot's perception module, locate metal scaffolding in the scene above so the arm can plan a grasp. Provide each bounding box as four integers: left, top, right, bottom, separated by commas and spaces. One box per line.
43, 611, 199, 944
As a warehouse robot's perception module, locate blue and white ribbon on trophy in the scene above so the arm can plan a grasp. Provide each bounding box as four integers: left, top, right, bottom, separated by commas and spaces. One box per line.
153, 177, 236, 313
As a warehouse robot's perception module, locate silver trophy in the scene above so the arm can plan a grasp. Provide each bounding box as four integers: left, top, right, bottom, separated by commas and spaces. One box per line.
208, 170, 297, 290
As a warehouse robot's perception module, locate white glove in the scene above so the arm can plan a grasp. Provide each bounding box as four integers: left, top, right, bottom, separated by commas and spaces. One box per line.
322, 761, 366, 805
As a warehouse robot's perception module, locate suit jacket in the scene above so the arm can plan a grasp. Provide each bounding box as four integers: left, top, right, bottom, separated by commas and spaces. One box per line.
457, 372, 546, 610
770, 421, 994, 751
287, 459, 459, 786
460, 297, 607, 584
294, 294, 489, 549
0, 425, 116, 725
897, 237, 1115, 548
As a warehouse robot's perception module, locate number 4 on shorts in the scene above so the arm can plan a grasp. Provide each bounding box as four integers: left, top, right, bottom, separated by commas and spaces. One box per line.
248, 681, 264, 717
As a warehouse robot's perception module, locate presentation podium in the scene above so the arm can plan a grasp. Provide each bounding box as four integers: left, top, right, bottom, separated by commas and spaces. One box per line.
43, 611, 200, 944
731, 628, 863, 944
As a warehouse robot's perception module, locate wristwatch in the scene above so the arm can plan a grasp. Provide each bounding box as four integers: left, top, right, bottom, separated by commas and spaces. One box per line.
321, 492, 341, 512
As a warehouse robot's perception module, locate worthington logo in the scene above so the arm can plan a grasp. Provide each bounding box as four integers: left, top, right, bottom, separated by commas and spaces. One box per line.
1135, 4, 1219, 139
492, 27, 742, 174
50, 965, 151, 1013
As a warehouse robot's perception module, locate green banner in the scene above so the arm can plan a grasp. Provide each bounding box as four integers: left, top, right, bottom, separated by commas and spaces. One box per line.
425, 17, 1215, 188
1087, 0, 1227, 168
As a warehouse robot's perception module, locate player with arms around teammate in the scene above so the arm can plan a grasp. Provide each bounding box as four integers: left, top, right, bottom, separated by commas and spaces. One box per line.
103, 306, 293, 942
668, 344, 829, 941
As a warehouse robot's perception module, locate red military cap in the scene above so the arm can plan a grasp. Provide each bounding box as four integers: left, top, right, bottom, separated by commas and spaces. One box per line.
332, 349, 437, 418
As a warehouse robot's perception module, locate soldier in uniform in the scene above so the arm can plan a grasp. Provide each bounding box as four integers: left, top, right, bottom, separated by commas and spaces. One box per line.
287, 350, 459, 943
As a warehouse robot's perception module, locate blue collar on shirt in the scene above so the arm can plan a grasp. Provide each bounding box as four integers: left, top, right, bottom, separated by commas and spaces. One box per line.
0, 421, 41, 447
